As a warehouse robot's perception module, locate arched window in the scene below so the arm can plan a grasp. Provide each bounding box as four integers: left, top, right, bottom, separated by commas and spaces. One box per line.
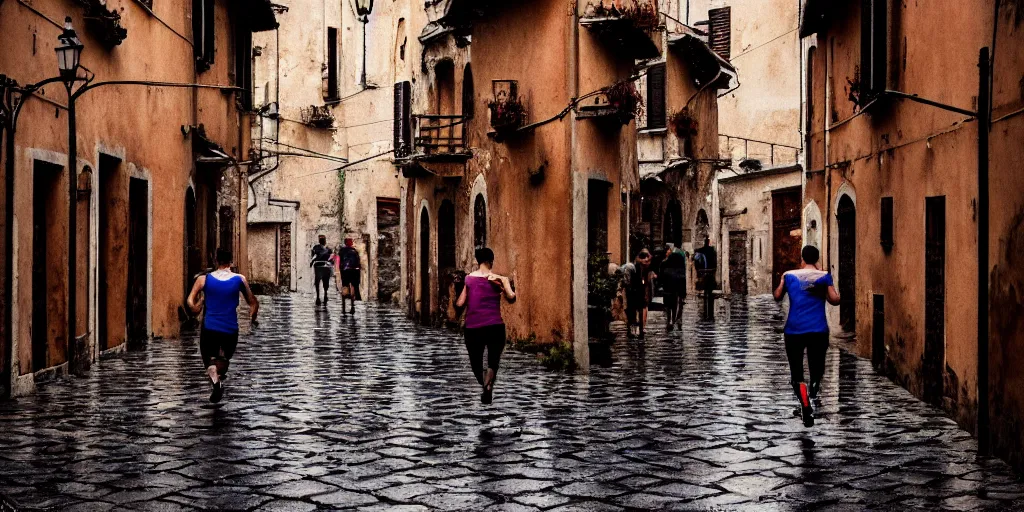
473, 194, 486, 249
462, 63, 475, 119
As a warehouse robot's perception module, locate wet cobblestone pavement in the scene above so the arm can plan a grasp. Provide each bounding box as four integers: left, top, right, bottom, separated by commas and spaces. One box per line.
1, 294, 1023, 511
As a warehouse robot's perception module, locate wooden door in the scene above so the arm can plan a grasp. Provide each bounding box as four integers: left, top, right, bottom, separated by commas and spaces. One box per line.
924, 196, 946, 405
837, 195, 856, 332
728, 231, 748, 295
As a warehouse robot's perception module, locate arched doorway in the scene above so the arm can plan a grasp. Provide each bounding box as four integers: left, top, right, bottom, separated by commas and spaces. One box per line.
837, 195, 856, 331
437, 200, 456, 324
664, 199, 682, 247
473, 194, 487, 249
695, 208, 710, 244
419, 206, 430, 325
462, 64, 475, 119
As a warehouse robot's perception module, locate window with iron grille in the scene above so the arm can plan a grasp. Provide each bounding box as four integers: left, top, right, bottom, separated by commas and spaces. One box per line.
326, 28, 339, 101
860, 0, 888, 98
192, 0, 215, 72
708, 7, 731, 61
393, 81, 412, 158
880, 196, 893, 251
646, 63, 666, 130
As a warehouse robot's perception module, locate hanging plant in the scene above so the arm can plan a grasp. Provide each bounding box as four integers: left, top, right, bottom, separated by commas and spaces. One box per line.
604, 80, 644, 123
669, 108, 698, 139
587, 0, 660, 31
487, 94, 528, 132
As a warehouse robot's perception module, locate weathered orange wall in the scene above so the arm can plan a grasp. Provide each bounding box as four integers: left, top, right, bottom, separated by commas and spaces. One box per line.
1, 0, 252, 381
804, 0, 1024, 469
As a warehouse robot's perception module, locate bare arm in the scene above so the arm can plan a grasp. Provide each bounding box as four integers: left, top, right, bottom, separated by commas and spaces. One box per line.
455, 281, 468, 308
187, 275, 206, 313
500, 276, 516, 303
240, 275, 260, 321
773, 276, 786, 302
826, 285, 841, 306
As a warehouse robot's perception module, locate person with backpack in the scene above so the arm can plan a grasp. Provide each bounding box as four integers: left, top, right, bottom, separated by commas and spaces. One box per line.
693, 237, 717, 320
774, 245, 841, 427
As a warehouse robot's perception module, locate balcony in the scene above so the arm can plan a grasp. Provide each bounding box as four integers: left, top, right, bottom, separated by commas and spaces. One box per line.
579, 1, 661, 60
300, 105, 335, 129
577, 81, 643, 126
667, 29, 738, 91
398, 114, 471, 179
420, 0, 493, 44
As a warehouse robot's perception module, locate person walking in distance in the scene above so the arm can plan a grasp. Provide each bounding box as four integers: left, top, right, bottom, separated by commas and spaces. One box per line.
338, 238, 361, 313
625, 249, 654, 339
773, 245, 840, 427
310, 234, 333, 306
693, 237, 717, 320
661, 244, 687, 331
187, 248, 259, 403
455, 248, 516, 405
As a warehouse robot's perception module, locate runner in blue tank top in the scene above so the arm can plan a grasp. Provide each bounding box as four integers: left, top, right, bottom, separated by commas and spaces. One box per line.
774, 245, 840, 427
187, 248, 259, 403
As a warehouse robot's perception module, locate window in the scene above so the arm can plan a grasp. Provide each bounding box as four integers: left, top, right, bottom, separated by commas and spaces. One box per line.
880, 196, 893, 251
462, 64, 475, 120
473, 194, 486, 249
805, 46, 815, 168
646, 63, 666, 129
193, 0, 215, 71
708, 7, 731, 60
234, 7, 253, 109
326, 28, 339, 100
393, 81, 412, 157
860, 0, 888, 97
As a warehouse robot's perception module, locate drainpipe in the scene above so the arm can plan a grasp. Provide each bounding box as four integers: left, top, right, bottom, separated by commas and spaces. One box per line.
976, 47, 990, 455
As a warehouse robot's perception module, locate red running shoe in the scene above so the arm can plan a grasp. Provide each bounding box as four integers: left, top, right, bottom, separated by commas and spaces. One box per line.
799, 382, 814, 427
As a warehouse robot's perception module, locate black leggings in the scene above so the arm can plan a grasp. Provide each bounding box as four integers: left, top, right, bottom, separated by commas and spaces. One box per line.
784, 332, 829, 396
464, 324, 506, 387
314, 265, 332, 296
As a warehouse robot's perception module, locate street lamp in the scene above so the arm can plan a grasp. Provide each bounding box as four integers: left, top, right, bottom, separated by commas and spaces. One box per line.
56, 17, 86, 374
55, 17, 83, 83
355, 0, 374, 88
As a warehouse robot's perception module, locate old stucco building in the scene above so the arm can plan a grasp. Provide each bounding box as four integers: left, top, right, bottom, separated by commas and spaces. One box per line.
801, 0, 1024, 470
0, 0, 276, 396
248, 0, 403, 302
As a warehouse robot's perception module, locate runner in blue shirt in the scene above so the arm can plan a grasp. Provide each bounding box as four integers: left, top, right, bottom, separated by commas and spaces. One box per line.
187, 248, 259, 403
773, 245, 840, 427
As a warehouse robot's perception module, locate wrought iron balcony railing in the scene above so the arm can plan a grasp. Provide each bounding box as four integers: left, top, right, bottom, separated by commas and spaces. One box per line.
412, 114, 470, 159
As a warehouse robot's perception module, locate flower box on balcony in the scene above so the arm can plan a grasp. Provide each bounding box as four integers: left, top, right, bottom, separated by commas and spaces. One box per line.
578, 81, 644, 125
300, 105, 336, 129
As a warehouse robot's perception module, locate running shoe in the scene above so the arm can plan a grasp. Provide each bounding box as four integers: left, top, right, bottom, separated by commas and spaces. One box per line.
799, 382, 814, 427
210, 381, 224, 403
481, 386, 493, 405
809, 381, 821, 399
315, 298, 321, 306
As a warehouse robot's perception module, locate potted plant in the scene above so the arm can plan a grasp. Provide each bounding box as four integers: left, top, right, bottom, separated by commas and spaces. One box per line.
488, 92, 527, 133
604, 80, 644, 124
587, 253, 619, 340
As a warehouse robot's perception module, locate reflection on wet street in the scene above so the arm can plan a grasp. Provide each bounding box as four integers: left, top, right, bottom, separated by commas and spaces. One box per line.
0, 294, 1022, 511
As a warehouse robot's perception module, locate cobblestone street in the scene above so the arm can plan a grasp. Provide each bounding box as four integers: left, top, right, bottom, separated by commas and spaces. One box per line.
0, 294, 1022, 511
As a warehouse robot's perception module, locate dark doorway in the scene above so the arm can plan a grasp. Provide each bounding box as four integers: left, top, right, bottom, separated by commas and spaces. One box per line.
473, 194, 486, 249
376, 199, 401, 304
185, 187, 200, 300
218, 205, 234, 257
772, 187, 803, 289
419, 207, 430, 325
664, 199, 682, 247
837, 195, 856, 332
32, 161, 62, 372
127, 178, 149, 346
437, 200, 456, 324
728, 231, 748, 295
99, 154, 126, 352
924, 196, 946, 405
872, 294, 885, 372
587, 180, 610, 256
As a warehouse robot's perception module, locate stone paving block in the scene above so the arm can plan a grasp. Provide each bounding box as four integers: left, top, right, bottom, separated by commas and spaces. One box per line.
309, 489, 379, 507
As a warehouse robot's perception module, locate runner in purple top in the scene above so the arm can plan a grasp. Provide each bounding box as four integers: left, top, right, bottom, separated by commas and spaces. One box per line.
455, 247, 517, 405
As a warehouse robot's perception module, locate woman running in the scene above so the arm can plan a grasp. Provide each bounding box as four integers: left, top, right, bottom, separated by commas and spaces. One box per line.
187, 248, 259, 403
455, 248, 516, 405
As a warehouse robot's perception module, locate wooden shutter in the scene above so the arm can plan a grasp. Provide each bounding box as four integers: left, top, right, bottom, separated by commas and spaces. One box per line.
394, 81, 412, 158
708, 7, 731, 60
327, 28, 339, 100
192, 0, 204, 60
646, 63, 666, 129
860, 0, 888, 95
203, 0, 215, 65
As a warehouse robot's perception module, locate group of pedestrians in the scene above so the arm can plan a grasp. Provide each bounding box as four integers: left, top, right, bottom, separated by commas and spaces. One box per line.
310, 235, 362, 312
186, 231, 837, 429
620, 237, 716, 338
